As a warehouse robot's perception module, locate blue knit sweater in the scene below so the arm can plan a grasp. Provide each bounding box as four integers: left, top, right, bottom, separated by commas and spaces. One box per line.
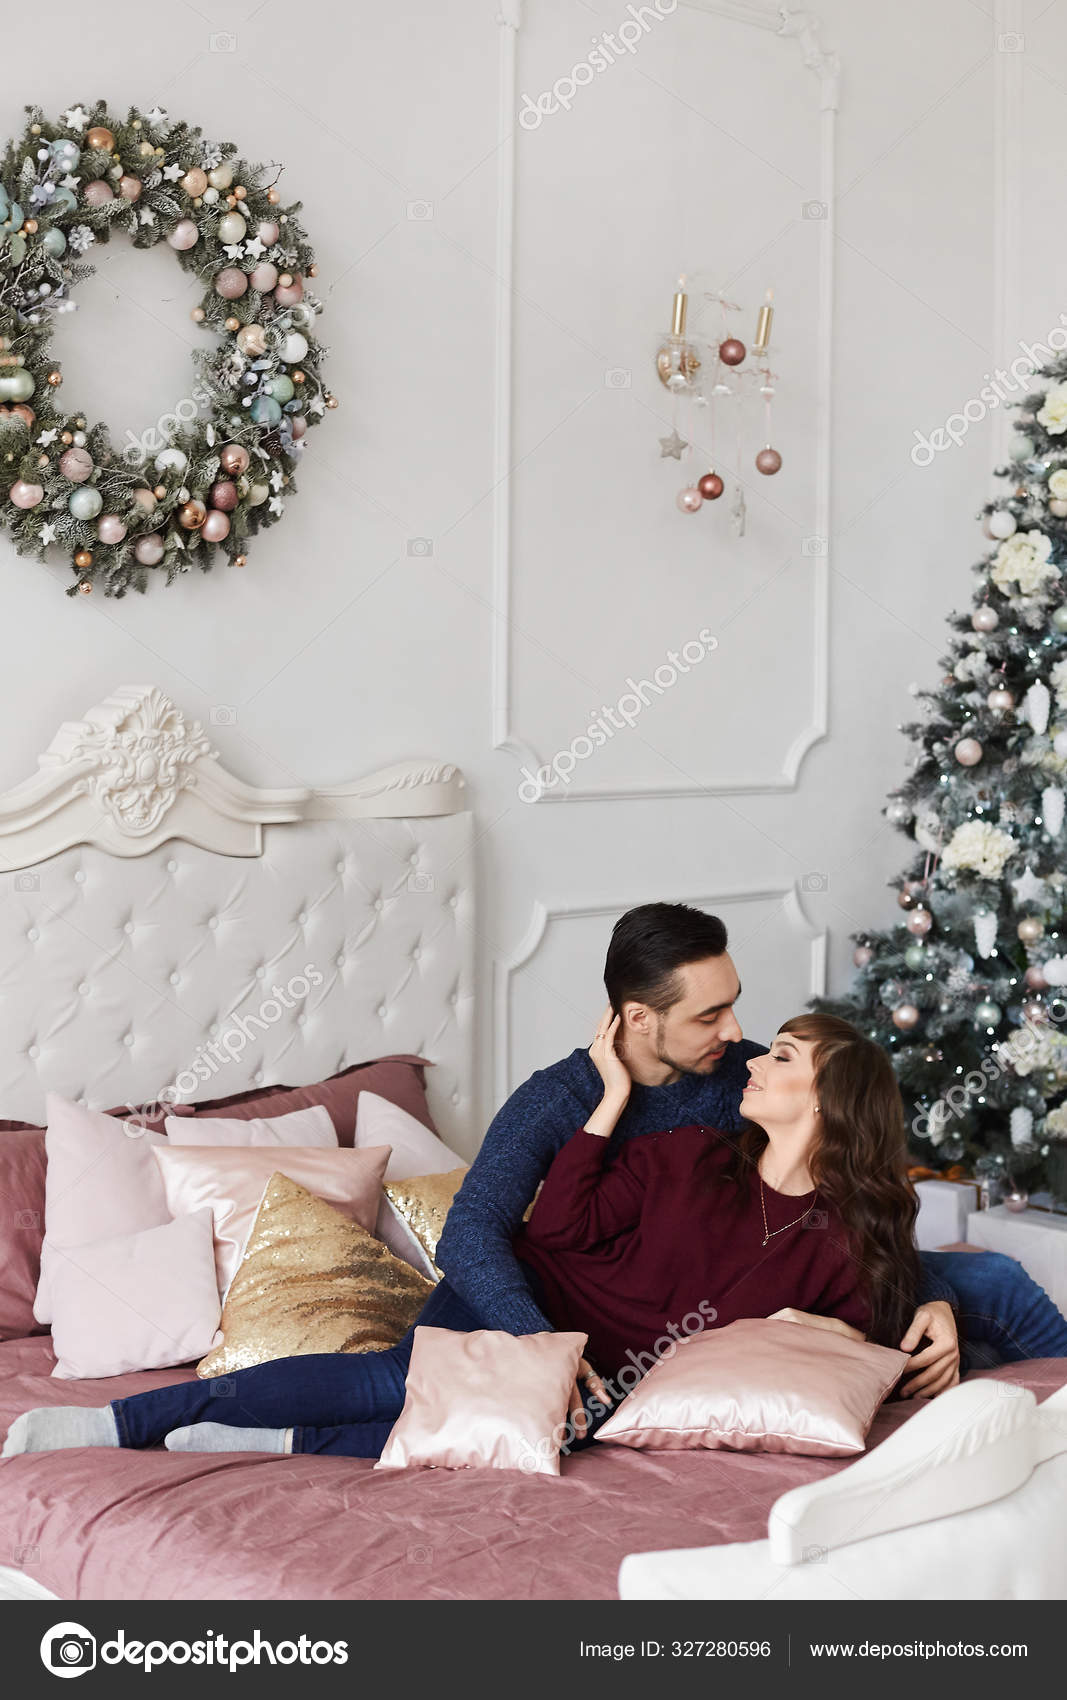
434, 1038, 955, 1333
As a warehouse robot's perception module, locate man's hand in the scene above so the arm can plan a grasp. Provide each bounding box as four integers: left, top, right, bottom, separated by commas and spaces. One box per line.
898, 1299, 960, 1398
567, 1357, 613, 1440
769, 1306, 866, 1342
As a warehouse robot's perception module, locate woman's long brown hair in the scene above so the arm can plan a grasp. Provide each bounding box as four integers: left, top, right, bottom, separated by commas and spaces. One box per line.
724, 1013, 920, 1348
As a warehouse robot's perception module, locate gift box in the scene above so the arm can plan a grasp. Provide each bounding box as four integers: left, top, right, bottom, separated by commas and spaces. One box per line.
914, 1178, 982, 1251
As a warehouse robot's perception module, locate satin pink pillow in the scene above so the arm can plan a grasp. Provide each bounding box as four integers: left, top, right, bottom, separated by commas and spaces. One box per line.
153, 1144, 391, 1298
48, 1209, 221, 1380
594, 1318, 908, 1458
163, 1105, 337, 1149
375, 1325, 588, 1477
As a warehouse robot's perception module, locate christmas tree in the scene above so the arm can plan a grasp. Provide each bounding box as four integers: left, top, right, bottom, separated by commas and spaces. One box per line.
816, 353, 1067, 1211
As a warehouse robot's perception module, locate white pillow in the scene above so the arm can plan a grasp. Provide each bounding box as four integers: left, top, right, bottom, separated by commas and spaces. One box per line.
164, 1105, 337, 1148
49, 1209, 221, 1380
354, 1092, 466, 1268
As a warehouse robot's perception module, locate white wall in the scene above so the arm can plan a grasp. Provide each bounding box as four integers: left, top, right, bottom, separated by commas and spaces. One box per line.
0, 1, 1050, 1137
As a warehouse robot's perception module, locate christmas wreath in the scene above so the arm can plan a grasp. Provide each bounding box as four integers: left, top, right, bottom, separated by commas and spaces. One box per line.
0, 102, 335, 597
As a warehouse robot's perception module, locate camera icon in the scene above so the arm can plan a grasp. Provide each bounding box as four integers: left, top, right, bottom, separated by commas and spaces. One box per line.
210, 705, 238, 726
801, 872, 829, 893
407, 201, 434, 221
407, 871, 435, 894
40, 1622, 96, 1676
15, 872, 40, 892
802, 200, 828, 220
14, 1209, 40, 1231
406, 537, 434, 558
210, 30, 237, 52
14, 1544, 39, 1565
802, 535, 828, 557
604, 368, 632, 389
998, 1378, 1026, 1397
407, 1545, 433, 1564
801, 1544, 827, 1564
210, 1377, 236, 1398
997, 32, 1024, 52
803, 1209, 829, 1230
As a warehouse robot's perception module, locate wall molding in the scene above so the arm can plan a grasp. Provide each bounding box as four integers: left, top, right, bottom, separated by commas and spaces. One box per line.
493, 882, 826, 1102
491, 2, 839, 799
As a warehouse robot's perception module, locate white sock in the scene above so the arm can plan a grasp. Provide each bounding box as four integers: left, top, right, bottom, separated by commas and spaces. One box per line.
164, 1422, 293, 1455
2, 1406, 119, 1457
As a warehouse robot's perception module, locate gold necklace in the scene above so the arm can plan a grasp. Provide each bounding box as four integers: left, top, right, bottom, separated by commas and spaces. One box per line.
759, 1175, 816, 1247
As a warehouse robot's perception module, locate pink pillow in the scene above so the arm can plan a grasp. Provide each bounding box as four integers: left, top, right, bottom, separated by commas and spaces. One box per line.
594, 1318, 909, 1458
153, 1144, 392, 1298
163, 1105, 337, 1149
355, 1092, 466, 1266
0, 1124, 48, 1341
167, 1055, 437, 1147
35, 1096, 171, 1326
48, 1210, 221, 1380
375, 1326, 588, 1477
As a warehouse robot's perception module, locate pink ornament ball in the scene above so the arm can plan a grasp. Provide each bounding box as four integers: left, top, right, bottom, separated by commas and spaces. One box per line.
891, 1003, 920, 1031
256, 221, 280, 248
133, 533, 165, 566
987, 687, 1015, 712
755, 447, 782, 475
96, 514, 127, 544
1025, 965, 1050, 990
954, 737, 983, 767
677, 487, 703, 513
697, 471, 724, 500
719, 337, 746, 366
971, 605, 999, 632
132, 488, 157, 513
219, 442, 250, 476
208, 479, 238, 512
905, 908, 933, 937
289, 415, 307, 440
167, 220, 199, 252
1051, 498, 1067, 519
118, 175, 143, 203
249, 262, 278, 294
82, 180, 114, 207
1017, 917, 1044, 944
59, 446, 93, 482
273, 277, 304, 308
201, 509, 231, 543
215, 267, 249, 300
9, 480, 44, 509
853, 944, 874, 968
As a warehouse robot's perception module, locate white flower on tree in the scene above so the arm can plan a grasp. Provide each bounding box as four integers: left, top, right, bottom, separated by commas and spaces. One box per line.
940, 820, 1017, 879
989, 530, 1056, 596
1037, 381, 1067, 434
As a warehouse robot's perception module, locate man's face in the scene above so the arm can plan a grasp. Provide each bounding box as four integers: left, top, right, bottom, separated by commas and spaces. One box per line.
633, 954, 744, 1075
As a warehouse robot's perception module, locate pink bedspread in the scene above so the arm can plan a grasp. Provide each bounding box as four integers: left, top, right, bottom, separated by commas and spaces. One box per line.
0, 1336, 1063, 1601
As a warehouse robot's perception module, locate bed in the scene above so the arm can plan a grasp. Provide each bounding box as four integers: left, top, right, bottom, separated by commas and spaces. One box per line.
0, 685, 1063, 1603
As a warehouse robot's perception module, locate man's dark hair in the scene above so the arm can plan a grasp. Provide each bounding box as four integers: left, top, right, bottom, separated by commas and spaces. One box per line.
604, 902, 728, 1018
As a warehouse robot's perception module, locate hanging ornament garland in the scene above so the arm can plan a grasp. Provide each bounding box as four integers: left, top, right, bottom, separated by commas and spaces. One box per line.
0, 102, 335, 596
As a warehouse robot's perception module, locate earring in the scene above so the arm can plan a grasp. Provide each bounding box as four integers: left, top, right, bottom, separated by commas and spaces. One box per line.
814, 1104, 820, 1113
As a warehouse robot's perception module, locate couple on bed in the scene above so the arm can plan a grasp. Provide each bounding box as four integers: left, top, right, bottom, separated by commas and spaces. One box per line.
7, 904, 1067, 1462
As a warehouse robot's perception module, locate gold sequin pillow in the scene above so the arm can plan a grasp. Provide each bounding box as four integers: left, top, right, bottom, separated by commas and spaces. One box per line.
382, 1167, 468, 1279
197, 1172, 433, 1378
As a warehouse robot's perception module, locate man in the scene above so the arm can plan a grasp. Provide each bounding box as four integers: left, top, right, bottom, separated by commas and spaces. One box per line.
436, 903, 1067, 1432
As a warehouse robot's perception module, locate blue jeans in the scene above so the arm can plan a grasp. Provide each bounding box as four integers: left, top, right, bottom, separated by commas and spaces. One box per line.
112, 1279, 484, 1458
922, 1250, 1067, 1374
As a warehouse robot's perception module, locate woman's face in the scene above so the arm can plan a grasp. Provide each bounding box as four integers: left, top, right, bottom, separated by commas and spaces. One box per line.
739, 1030, 818, 1128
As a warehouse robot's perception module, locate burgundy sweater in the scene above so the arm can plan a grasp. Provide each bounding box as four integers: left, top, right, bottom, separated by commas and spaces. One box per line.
513, 1124, 871, 1379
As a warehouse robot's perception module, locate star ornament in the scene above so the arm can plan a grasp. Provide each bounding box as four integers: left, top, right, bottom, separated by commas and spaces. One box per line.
1012, 864, 1051, 908
39, 521, 57, 545
62, 106, 89, 131
658, 429, 688, 460
163, 162, 184, 183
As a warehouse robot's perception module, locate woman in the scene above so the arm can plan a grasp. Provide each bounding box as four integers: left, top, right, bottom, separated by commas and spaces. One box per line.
3, 1013, 923, 1460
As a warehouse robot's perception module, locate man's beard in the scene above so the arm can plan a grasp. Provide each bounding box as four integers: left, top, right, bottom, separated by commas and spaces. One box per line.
654, 1017, 726, 1077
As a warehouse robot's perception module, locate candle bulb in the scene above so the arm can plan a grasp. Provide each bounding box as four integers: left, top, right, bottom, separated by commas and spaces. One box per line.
754, 287, 774, 353
671, 274, 688, 338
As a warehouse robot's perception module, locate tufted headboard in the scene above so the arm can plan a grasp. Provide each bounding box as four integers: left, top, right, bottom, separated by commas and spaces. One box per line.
0, 686, 475, 1151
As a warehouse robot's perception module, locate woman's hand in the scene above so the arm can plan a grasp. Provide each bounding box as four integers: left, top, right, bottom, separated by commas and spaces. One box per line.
897, 1299, 960, 1398
567, 1357, 613, 1442
769, 1306, 867, 1342
584, 1006, 632, 1128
